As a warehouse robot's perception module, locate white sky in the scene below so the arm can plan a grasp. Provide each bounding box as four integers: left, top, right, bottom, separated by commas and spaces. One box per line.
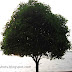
0, 0, 72, 71
0, 0, 72, 43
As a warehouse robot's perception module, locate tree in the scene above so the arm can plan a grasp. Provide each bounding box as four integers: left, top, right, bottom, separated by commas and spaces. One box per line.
1, 0, 70, 72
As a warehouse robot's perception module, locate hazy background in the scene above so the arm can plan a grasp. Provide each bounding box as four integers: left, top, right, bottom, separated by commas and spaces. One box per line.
0, 0, 72, 71
0, 0, 72, 44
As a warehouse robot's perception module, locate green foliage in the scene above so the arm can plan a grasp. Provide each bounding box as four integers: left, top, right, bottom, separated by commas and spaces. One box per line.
1, 0, 70, 60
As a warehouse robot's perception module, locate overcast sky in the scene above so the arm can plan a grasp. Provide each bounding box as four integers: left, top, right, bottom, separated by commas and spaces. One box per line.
0, 0, 72, 71
0, 0, 72, 44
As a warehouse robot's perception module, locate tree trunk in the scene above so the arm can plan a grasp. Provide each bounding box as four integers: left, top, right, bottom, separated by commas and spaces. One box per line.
31, 55, 42, 72
36, 61, 39, 72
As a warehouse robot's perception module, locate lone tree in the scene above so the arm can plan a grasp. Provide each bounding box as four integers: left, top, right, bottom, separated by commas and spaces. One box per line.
1, 0, 70, 72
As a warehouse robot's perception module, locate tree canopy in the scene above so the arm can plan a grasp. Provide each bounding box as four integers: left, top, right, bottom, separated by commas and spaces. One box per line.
1, 0, 70, 72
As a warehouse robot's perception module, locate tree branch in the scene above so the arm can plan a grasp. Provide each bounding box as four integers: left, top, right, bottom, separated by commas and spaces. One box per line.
38, 54, 42, 62
31, 54, 42, 63
31, 55, 36, 62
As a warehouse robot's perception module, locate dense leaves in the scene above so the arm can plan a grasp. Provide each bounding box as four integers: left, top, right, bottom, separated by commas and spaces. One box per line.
1, 0, 70, 60
1, 1, 70, 72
